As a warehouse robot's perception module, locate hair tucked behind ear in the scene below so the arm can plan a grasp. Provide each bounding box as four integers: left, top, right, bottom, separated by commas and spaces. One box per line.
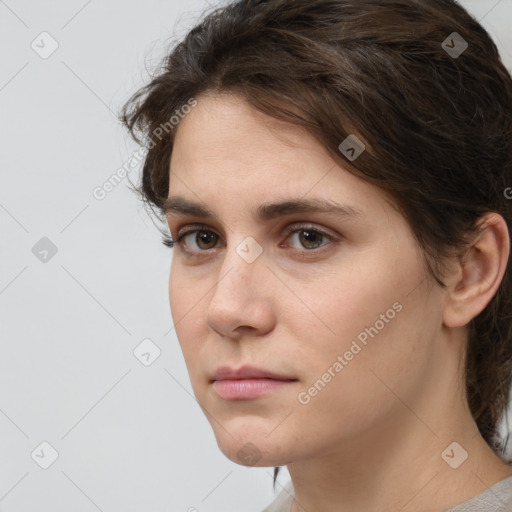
121, 0, 512, 488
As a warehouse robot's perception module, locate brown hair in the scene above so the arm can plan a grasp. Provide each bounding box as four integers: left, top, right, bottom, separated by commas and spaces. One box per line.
121, 0, 512, 487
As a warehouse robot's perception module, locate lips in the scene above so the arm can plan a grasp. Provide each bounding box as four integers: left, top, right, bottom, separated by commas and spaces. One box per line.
210, 365, 298, 400
211, 364, 297, 382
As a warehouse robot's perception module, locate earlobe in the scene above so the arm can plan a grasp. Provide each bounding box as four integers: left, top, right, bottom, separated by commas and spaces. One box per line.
443, 213, 510, 328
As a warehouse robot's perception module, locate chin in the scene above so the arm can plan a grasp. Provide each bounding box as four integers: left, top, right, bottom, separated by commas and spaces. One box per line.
219, 440, 293, 468
209, 420, 295, 467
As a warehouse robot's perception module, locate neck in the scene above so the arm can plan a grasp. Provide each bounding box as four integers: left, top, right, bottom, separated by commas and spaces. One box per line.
287, 337, 512, 512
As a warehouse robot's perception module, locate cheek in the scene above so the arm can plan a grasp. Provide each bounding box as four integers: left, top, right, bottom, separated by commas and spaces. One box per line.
168, 262, 203, 355
168, 258, 204, 324
291, 248, 434, 403
168, 261, 181, 319
304, 308, 438, 449
168, 267, 211, 401
286, 257, 406, 360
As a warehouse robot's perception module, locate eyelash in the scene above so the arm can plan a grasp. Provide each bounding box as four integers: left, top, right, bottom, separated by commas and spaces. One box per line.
161, 224, 337, 255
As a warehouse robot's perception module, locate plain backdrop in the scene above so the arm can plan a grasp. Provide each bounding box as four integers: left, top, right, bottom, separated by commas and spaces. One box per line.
1, 1, 512, 511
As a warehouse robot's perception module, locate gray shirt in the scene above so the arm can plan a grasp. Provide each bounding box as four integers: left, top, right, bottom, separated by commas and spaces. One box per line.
262, 475, 512, 512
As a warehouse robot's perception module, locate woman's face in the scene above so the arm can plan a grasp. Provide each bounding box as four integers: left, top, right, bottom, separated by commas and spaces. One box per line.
166, 92, 446, 467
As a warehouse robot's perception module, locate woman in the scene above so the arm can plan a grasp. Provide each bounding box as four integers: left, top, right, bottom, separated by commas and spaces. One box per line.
121, 0, 512, 510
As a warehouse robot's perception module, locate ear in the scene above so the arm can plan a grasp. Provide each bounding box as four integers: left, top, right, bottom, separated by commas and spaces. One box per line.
443, 213, 510, 328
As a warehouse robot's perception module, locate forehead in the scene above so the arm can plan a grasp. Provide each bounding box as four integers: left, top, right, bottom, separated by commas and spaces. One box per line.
168, 92, 394, 222
171, 92, 323, 167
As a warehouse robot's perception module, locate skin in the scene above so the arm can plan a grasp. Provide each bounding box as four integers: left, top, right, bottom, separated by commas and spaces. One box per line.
165, 91, 512, 512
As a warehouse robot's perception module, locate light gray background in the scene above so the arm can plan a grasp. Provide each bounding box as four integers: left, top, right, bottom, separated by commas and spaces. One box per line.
1, 1, 511, 511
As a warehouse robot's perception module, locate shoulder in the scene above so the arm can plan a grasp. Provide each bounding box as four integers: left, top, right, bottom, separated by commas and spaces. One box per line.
260, 480, 295, 512
444, 474, 512, 512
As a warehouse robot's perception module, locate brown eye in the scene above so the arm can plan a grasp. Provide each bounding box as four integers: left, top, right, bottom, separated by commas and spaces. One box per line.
297, 230, 326, 250
175, 228, 221, 252
194, 231, 219, 250
286, 227, 333, 251
171, 224, 336, 256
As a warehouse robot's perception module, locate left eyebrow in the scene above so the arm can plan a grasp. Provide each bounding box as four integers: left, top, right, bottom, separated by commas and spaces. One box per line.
255, 198, 363, 221
162, 196, 364, 222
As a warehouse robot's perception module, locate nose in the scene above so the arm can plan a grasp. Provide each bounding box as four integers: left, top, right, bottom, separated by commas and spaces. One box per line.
206, 239, 275, 339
